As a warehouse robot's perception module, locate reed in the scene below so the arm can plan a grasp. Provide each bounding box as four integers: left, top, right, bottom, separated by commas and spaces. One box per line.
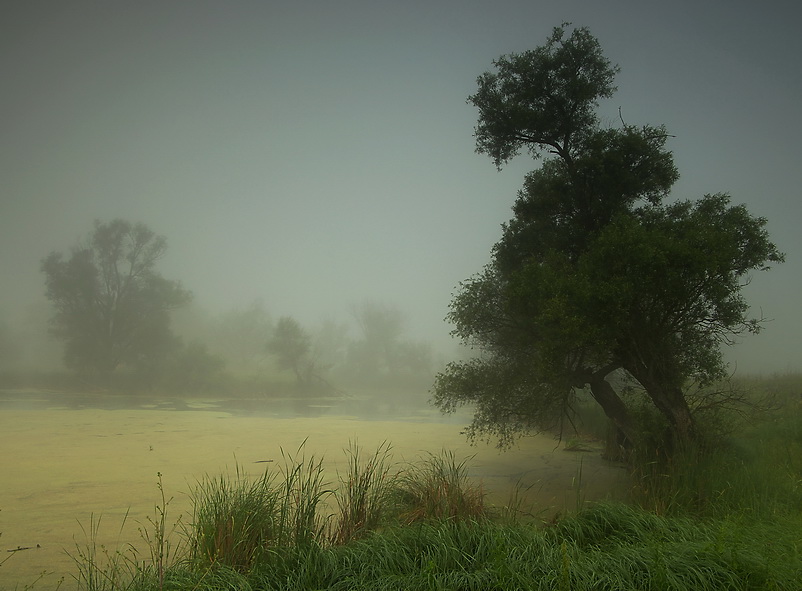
186, 442, 331, 572
67, 512, 136, 591
329, 440, 397, 544
395, 449, 486, 523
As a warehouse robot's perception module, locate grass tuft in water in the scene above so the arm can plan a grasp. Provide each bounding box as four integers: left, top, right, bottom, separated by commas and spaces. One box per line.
395, 449, 486, 523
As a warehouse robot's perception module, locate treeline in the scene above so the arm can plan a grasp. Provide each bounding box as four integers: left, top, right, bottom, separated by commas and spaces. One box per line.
172, 299, 438, 393
0, 219, 438, 396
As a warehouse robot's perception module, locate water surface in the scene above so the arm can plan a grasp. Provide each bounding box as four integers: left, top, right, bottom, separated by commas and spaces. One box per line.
0, 390, 626, 589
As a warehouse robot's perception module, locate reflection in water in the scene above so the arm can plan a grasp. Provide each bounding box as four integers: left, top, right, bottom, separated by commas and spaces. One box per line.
0, 390, 626, 589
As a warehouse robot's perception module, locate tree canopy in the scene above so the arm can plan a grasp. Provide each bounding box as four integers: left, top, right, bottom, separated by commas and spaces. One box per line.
433, 25, 784, 451
41, 219, 191, 373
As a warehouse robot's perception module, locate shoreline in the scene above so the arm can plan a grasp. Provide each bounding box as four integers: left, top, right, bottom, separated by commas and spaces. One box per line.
0, 403, 626, 589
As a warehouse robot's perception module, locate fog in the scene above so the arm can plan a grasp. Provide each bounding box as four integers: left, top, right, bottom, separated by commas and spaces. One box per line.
1, 2, 800, 374
0, 7, 800, 587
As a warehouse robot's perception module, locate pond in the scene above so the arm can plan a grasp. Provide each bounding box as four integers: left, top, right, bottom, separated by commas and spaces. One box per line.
0, 389, 627, 589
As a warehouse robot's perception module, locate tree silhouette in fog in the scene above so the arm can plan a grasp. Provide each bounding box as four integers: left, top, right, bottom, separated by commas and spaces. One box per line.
41, 219, 191, 374
267, 316, 315, 387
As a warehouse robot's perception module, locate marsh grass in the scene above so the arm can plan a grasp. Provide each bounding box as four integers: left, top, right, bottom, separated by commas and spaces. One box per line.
186, 443, 486, 570
395, 450, 486, 523
629, 381, 802, 517
186, 465, 280, 571
244, 505, 801, 590
63, 485, 802, 591
67, 512, 137, 591
329, 440, 397, 544
57, 379, 802, 590
67, 474, 184, 591
136, 473, 183, 588
187, 442, 331, 572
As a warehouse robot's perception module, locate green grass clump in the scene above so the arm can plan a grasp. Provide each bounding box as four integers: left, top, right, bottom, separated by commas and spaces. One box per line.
187, 443, 331, 572
330, 440, 397, 544
187, 466, 281, 571
395, 450, 486, 523
252, 505, 802, 590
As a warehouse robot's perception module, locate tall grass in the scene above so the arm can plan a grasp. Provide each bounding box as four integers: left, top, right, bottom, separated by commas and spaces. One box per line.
67, 473, 184, 591
187, 464, 281, 571
185, 443, 488, 572
68, 504, 802, 590
628, 378, 802, 517
395, 450, 486, 523
67, 513, 135, 591
255, 504, 802, 590
330, 440, 397, 544
186, 442, 331, 572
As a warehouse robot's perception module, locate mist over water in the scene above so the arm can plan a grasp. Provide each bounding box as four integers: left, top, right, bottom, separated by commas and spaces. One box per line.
0, 390, 626, 589
1, 4, 799, 586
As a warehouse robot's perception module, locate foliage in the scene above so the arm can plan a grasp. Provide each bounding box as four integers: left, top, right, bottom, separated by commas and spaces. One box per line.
41, 219, 191, 374
267, 316, 315, 386
433, 24, 784, 452
471, 23, 620, 169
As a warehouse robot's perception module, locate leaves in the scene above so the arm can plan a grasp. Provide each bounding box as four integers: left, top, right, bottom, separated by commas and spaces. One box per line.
436, 25, 783, 449
469, 24, 619, 168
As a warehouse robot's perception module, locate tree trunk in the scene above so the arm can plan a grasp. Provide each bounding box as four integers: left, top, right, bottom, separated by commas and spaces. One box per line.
656, 385, 696, 446
587, 376, 637, 456
627, 367, 696, 449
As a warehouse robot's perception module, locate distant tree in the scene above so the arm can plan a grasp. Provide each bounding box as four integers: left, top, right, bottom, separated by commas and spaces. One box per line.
345, 301, 435, 385
163, 341, 226, 392
349, 301, 405, 376
41, 219, 191, 374
433, 25, 784, 452
267, 316, 314, 386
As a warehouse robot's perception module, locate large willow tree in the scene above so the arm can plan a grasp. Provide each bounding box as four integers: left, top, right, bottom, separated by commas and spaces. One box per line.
433, 25, 783, 451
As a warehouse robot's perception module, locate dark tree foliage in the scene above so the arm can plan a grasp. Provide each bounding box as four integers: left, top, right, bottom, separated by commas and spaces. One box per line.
41, 219, 191, 373
433, 25, 784, 450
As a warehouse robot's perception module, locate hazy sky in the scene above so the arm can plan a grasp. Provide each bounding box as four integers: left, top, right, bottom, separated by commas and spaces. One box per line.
1, 1, 799, 373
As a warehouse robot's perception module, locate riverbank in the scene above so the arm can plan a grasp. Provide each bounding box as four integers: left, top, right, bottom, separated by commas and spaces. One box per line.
0, 398, 625, 589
